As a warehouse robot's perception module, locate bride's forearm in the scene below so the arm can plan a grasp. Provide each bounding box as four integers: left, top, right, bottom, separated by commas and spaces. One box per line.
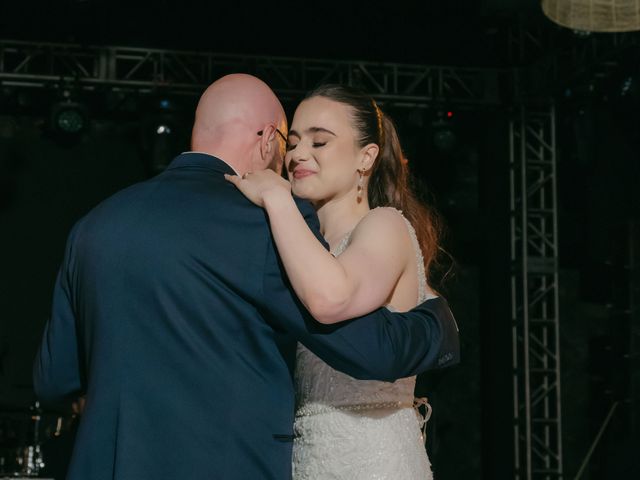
263, 190, 352, 324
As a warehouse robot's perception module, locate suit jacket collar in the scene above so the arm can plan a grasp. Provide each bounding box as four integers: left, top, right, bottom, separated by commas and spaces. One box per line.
165, 152, 238, 176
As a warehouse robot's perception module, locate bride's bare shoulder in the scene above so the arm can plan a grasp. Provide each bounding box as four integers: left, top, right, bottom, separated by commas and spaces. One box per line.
349, 207, 412, 249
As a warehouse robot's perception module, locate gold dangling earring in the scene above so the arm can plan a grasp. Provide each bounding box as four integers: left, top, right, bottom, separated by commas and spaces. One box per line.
356, 168, 365, 204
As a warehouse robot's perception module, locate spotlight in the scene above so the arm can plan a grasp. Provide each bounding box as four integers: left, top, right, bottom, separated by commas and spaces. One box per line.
150, 120, 177, 173
433, 128, 456, 152
431, 110, 456, 153
572, 29, 593, 37
51, 100, 88, 135
140, 96, 188, 176
620, 76, 634, 97
156, 124, 172, 135
0, 116, 17, 140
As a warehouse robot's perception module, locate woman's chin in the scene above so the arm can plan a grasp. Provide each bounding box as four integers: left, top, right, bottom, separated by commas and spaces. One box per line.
291, 185, 317, 201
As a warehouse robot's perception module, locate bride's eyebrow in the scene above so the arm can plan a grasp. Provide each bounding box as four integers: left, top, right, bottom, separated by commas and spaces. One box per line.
307, 127, 336, 136
288, 127, 337, 138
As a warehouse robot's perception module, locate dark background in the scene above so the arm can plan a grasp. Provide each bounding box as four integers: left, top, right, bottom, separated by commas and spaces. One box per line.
1, 0, 639, 478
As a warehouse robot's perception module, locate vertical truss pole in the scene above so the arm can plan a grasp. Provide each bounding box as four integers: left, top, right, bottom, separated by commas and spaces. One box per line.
631, 221, 640, 451
510, 103, 563, 480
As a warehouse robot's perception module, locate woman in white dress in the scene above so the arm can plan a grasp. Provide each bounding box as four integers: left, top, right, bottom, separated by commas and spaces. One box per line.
226, 84, 444, 479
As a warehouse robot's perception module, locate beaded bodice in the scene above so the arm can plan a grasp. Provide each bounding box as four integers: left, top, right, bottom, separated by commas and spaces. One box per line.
294, 207, 429, 414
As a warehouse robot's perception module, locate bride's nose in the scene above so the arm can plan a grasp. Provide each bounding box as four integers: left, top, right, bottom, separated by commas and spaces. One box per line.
286, 144, 310, 169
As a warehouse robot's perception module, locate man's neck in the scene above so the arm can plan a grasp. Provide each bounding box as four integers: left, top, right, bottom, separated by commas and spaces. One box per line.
181, 151, 240, 176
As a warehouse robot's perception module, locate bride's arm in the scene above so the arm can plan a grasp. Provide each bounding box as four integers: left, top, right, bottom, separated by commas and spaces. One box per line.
226, 171, 412, 324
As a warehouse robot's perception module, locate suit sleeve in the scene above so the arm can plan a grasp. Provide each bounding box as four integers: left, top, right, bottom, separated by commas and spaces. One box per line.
33, 224, 83, 404
259, 198, 460, 381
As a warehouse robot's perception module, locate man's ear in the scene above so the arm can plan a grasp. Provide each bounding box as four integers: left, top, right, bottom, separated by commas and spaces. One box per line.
259, 125, 277, 160
250, 125, 278, 172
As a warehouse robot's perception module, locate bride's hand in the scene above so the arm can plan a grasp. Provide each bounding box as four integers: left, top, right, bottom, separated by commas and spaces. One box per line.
224, 170, 291, 208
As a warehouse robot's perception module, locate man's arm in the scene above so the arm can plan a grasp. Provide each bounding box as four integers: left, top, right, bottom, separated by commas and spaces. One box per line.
259, 198, 460, 381
33, 226, 84, 404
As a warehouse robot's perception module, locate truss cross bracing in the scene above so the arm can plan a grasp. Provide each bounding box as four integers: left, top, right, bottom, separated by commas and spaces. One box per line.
510, 105, 563, 480
0, 40, 501, 108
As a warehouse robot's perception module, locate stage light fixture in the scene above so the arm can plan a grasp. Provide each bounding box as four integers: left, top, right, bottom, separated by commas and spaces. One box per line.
156, 124, 172, 135
150, 119, 178, 174
141, 95, 189, 176
431, 110, 457, 153
0, 116, 17, 140
620, 76, 634, 97
51, 100, 88, 135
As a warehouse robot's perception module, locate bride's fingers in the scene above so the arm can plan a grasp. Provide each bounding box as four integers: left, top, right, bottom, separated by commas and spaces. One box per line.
223, 173, 242, 187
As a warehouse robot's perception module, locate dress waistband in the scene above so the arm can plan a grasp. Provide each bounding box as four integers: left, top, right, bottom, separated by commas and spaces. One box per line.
295, 397, 432, 445
296, 400, 415, 417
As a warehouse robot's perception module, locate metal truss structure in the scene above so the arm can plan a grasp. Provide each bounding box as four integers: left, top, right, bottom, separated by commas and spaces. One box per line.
509, 104, 563, 480
1, 37, 566, 479
505, 20, 639, 478
0, 40, 501, 108
508, 17, 640, 97
630, 222, 640, 452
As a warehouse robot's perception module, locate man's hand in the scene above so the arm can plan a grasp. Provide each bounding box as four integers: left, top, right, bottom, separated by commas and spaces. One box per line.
71, 396, 86, 417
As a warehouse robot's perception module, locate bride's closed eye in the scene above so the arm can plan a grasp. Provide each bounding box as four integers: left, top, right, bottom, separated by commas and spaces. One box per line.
286, 140, 327, 151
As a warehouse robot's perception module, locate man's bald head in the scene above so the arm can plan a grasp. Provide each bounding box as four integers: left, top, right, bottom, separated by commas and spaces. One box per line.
191, 74, 287, 175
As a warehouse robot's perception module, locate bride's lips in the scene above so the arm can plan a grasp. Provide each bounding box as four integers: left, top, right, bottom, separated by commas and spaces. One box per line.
293, 169, 316, 179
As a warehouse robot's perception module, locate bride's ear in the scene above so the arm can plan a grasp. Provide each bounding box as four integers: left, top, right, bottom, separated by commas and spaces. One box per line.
360, 143, 379, 171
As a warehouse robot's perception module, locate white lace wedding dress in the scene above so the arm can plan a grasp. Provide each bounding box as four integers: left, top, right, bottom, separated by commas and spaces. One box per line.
292, 208, 434, 479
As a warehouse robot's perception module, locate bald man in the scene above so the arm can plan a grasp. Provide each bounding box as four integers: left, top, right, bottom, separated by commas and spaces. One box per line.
33, 74, 459, 480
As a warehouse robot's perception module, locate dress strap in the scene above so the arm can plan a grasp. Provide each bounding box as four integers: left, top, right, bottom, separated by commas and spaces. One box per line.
413, 396, 432, 445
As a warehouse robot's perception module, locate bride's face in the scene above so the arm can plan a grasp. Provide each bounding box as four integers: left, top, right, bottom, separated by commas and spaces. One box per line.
284, 97, 365, 205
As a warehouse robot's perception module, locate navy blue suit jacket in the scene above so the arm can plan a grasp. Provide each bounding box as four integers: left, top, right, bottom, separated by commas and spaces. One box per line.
33, 153, 459, 479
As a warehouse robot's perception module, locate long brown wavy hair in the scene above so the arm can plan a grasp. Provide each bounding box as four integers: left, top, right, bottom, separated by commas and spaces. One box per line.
304, 84, 449, 288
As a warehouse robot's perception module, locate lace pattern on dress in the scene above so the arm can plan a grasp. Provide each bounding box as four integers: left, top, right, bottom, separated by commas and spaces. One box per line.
292, 207, 434, 479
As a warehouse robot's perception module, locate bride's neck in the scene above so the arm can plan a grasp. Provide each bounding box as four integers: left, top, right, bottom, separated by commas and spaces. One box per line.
315, 194, 370, 249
